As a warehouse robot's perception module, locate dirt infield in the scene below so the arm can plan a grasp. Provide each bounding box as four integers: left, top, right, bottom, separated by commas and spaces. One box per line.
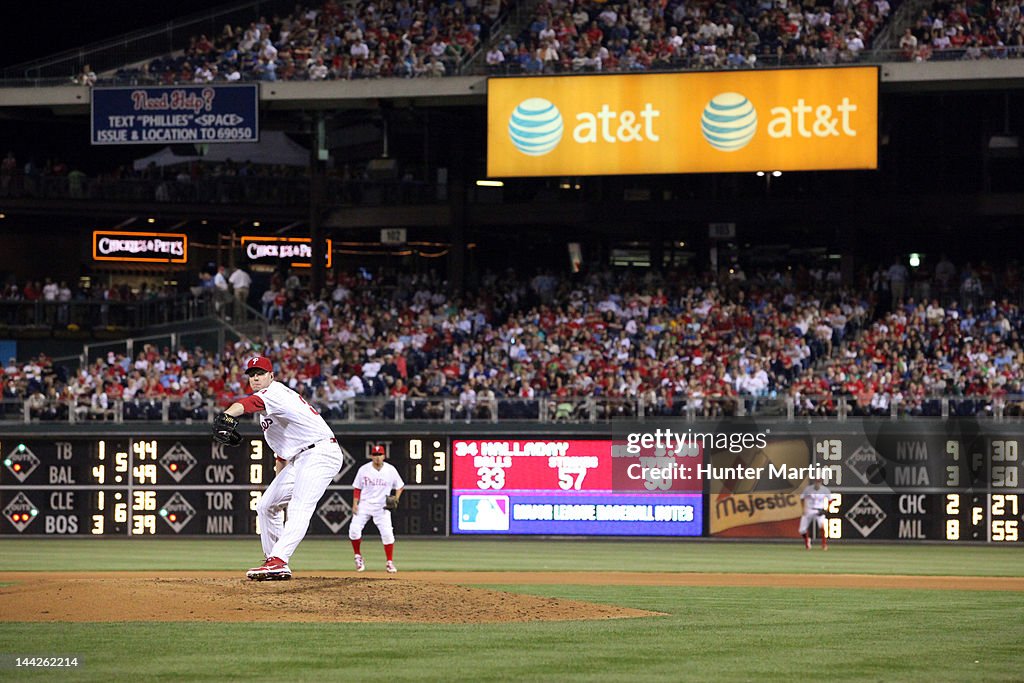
2, 572, 1022, 623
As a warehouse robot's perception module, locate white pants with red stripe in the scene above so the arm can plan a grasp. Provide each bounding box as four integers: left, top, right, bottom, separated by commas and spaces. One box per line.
257, 441, 344, 562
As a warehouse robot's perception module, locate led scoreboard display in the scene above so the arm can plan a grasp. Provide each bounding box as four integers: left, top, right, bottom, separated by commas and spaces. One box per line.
0, 434, 448, 536
813, 427, 1024, 543
2, 424, 1021, 542
451, 438, 703, 535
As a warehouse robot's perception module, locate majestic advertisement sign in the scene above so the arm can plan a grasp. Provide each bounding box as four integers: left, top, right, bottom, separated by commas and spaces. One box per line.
240, 236, 333, 268
92, 230, 188, 263
487, 67, 878, 176
91, 85, 259, 145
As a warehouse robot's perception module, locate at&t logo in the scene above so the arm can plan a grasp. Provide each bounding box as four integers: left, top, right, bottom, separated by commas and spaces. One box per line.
701, 93, 757, 152
701, 91, 860, 152
508, 98, 563, 156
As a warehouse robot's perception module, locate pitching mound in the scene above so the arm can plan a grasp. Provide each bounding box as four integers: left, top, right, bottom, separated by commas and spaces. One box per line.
0, 575, 661, 623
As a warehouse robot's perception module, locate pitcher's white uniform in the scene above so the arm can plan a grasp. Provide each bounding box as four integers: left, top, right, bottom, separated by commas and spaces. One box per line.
799, 481, 833, 535
248, 380, 344, 561
349, 460, 405, 546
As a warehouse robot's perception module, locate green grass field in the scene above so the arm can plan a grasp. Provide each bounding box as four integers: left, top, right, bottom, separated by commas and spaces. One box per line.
2, 539, 1022, 682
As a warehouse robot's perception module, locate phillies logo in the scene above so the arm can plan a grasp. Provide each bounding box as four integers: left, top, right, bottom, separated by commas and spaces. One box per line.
260, 417, 274, 431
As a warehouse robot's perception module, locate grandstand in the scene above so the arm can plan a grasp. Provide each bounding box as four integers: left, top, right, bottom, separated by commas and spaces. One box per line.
0, 0, 1023, 426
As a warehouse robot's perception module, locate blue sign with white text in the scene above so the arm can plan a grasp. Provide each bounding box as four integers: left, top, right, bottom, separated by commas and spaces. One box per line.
91, 85, 259, 145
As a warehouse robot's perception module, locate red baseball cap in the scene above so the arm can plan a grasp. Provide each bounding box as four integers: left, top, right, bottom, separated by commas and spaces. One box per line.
245, 356, 273, 375
370, 444, 386, 457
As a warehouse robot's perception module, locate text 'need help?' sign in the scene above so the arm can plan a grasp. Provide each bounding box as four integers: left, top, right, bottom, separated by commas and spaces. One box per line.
91, 85, 259, 145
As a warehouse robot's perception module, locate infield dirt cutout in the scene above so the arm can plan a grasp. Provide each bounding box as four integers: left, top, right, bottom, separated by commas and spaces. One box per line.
3, 572, 1023, 623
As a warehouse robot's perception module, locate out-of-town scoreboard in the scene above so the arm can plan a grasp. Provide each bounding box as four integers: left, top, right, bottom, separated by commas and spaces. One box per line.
1, 423, 1020, 542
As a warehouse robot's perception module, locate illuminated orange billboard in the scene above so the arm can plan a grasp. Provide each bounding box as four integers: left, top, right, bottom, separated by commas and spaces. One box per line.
487, 67, 878, 177
241, 236, 333, 268
92, 230, 188, 263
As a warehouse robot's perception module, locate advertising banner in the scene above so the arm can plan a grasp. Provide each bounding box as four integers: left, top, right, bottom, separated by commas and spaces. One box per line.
240, 236, 332, 268
92, 230, 188, 263
487, 67, 878, 176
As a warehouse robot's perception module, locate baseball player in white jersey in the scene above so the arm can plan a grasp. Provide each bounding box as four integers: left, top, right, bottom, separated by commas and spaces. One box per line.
350, 444, 405, 573
221, 356, 345, 580
799, 477, 834, 550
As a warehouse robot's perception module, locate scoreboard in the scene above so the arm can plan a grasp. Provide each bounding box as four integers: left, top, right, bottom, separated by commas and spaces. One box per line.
814, 428, 1021, 543
0, 433, 447, 536
450, 438, 703, 535
1, 422, 1021, 542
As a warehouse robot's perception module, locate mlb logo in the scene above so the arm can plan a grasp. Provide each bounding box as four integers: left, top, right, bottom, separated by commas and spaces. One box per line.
459, 495, 510, 531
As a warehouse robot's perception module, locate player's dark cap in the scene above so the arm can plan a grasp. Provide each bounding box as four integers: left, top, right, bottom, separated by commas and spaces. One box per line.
370, 444, 386, 457
245, 356, 273, 375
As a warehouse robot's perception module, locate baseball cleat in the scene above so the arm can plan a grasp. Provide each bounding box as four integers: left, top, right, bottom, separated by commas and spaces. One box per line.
247, 556, 292, 581
804, 536, 811, 550
354, 554, 365, 572
386, 560, 397, 574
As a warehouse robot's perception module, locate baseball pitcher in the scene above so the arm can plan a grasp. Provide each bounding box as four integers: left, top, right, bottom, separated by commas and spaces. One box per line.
214, 356, 344, 580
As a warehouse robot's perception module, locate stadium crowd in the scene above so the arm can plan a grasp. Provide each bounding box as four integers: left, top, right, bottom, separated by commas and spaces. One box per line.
121, 0, 505, 84
491, 0, 894, 75
896, 0, 1024, 61
95, 0, 903, 85
4, 255, 1024, 422
56, 0, 1024, 88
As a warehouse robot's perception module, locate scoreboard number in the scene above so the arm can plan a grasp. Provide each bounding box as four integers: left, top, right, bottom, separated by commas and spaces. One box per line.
991, 520, 1019, 542
825, 494, 842, 539
991, 440, 1018, 461
991, 494, 1018, 516
815, 439, 842, 460
477, 467, 506, 490
992, 466, 1019, 488
558, 470, 587, 490
991, 441, 1019, 488
990, 494, 1020, 542
131, 514, 156, 535
946, 494, 960, 540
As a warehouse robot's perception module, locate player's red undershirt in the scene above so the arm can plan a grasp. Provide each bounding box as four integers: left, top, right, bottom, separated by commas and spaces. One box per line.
239, 394, 285, 464
238, 394, 266, 412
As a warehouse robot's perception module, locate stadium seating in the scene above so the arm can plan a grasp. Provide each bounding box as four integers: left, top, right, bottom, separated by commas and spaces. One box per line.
4, 258, 1022, 422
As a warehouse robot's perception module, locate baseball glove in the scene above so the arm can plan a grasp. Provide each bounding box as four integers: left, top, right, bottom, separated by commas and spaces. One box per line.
385, 495, 399, 511
213, 412, 242, 446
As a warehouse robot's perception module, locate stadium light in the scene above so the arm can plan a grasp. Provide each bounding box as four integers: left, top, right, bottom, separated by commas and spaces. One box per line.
476, 180, 504, 187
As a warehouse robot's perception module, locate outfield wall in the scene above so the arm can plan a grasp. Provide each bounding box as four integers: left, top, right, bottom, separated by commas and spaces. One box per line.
0, 420, 1020, 543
